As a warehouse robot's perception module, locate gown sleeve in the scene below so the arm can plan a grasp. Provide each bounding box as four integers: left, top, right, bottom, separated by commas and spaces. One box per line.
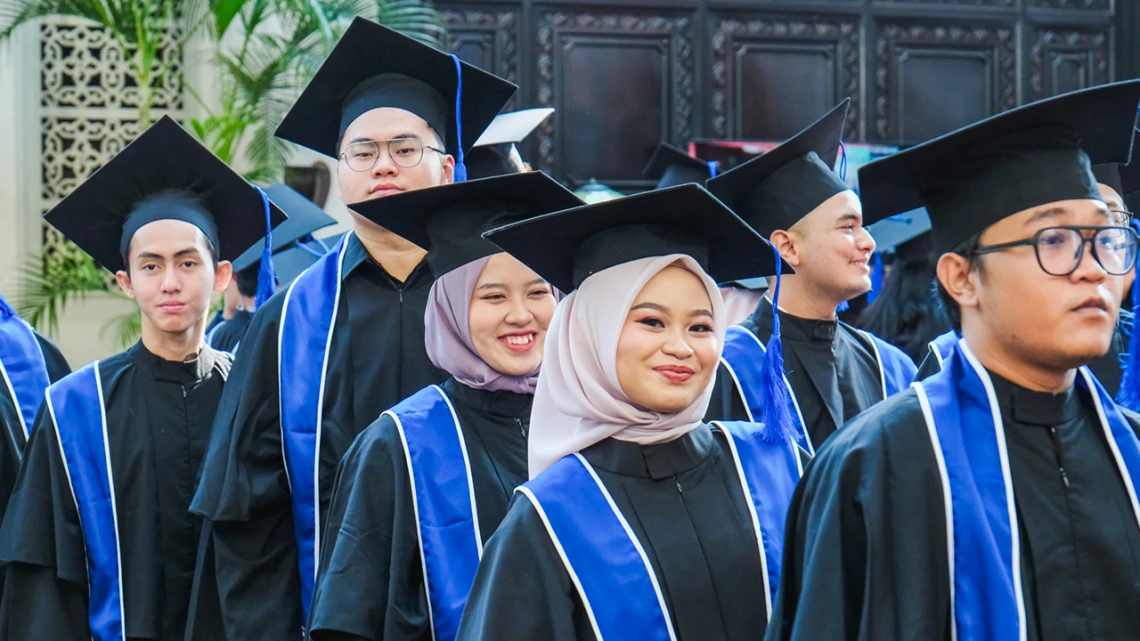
0, 404, 90, 639
188, 293, 304, 639
34, 331, 71, 383
307, 416, 429, 641
765, 390, 951, 641
456, 494, 592, 641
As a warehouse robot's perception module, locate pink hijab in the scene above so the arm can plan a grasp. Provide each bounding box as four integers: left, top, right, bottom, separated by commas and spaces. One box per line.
528, 255, 727, 478
424, 256, 541, 394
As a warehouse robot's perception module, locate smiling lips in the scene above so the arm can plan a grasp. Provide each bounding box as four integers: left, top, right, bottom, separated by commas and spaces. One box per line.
655, 365, 695, 384
501, 332, 537, 353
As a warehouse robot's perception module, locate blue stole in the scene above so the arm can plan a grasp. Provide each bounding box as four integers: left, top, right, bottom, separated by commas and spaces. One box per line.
0, 306, 50, 440
721, 325, 811, 454
858, 330, 918, 398
926, 330, 960, 371
518, 422, 800, 639
278, 232, 351, 617
914, 339, 1140, 641
46, 363, 126, 641
385, 385, 481, 641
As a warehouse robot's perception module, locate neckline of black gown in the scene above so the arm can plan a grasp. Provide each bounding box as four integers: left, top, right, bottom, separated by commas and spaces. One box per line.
441, 377, 532, 417
582, 425, 715, 481
751, 297, 837, 342
128, 340, 217, 384
344, 231, 433, 287
988, 369, 1081, 427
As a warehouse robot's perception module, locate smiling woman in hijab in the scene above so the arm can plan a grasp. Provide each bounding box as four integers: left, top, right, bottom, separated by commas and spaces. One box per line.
305, 172, 582, 641
456, 184, 803, 641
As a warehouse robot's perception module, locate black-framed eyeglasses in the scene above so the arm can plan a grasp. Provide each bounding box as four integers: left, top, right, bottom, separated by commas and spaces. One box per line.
1111, 209, 1134, 225
340, 138, 446, 172
973, 225, 1140, 276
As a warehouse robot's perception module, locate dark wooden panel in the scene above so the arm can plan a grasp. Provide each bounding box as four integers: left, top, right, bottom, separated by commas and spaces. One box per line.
1030, 0, 1110, 10
444, 6, 522, 109
875, 23, 1016, 143
872, 0, 1014, 6
709, 14, 861, 140
535, 9, 695, 188
1028, 27, 1112, 101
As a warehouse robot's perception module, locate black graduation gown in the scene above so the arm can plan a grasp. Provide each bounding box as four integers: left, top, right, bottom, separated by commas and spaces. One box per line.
706, 298, 886, 449
0, 342, 231, 640
308, 377, 531, 641
457, 425, 770, 641
206, 309, 252, 354
190, 234, 446, 639
205, 310, 225, 334
767, 372, 1140, 641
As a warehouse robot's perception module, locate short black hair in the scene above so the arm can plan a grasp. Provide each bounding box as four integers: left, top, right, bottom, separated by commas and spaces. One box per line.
236, 263, 260, 298
935, 232, 985, 332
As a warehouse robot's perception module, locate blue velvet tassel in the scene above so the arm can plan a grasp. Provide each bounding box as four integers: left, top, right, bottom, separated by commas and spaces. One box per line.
838, 141, 848, 182
0, 292, 14, 318
449, 54, 467, 183
836, 300, 849, 313
1116, 219, 1140, 410
253, 185, 278, 309
707, 160, 718, 179
758, 250, 797, 443
866, 252, 884, 304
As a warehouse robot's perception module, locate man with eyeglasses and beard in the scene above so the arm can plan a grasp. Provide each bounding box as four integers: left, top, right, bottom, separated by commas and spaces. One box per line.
187, 18, 517, 640
767, 81, 1140, 641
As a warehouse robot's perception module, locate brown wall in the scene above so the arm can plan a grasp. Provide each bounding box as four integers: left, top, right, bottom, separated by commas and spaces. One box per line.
441, 0, 1135, 190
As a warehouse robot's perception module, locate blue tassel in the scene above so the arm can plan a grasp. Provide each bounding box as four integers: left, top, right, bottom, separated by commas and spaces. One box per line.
0, 292, 15, 318
253, 185, 278, 309
449, 54, 467, 183
838, 141, 848, 182
836, 299, 849, 313
1116, 218, 1140, 410
758, 249, 798, 443
707, 160, 718, 179
866, 252, 884, 304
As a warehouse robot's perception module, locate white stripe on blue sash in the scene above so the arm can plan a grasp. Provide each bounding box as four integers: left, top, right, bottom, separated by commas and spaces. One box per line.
47, 362, 127, 641
0, 311, 50, 440
278, 232, 351, 617
386, 385, 482, 641
720, 325, 811, 454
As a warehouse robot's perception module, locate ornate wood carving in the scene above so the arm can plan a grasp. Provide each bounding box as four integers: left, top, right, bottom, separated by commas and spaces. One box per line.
444, 7, 520, 108
1029, 27, 1111, 100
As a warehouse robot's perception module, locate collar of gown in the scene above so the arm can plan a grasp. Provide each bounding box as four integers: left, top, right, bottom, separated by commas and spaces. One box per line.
582, 424, 715, 481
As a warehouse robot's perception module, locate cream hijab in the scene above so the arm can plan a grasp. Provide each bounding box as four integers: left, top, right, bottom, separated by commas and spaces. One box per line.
527, 254, 727, 477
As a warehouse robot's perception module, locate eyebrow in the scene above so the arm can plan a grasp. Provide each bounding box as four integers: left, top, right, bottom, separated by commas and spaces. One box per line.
348, 133, 423, 145
632, 302, 715, 319
476, 278, 548, 291
836, 212, 861, 225
136, 248, 203, 262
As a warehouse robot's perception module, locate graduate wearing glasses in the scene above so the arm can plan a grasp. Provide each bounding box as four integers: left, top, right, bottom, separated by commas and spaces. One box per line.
768, 81, 1140, 641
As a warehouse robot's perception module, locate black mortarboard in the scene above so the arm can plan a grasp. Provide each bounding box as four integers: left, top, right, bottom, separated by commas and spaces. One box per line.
348, 172, 582, 277
483, 184, 789, 294
868, 208, 932, 254
43, 116, 287, 274
859, 80, 1140, 255
231, 184, 338, 272
706, 99, 853, 238
642, 143, 714, 189
275, 17, 517, 169
1093, 159, 1140, 198
272, 233, 346, 285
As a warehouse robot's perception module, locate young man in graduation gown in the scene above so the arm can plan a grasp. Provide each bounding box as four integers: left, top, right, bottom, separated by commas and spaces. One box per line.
704, 99, 916, 452
188, 17, 517, 638
767, 81, 1140, 641
207, 183, 338, 353
0, 116, 284, 641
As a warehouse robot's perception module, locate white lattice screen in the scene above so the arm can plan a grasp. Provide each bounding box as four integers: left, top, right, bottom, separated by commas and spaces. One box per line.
38, 18, 185, 268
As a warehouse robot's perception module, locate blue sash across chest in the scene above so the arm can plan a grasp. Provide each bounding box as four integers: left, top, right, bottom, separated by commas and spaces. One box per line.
385, 385, 482, 641
46, 362, 126, 641
0, 307, 50, 442
278, 232, 351, 617
518, 422, 801, 640
914, 339, 1140, 641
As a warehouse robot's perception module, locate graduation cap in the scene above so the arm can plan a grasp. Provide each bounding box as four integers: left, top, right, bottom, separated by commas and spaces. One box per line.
1093, 159, 1140, 199
43, 116, 287, 276
706, 99, 854, 239
231, 184, 338, 272
868, 209, 932, 255
482, 183, 787, 295
347, 171, 582, 277
642, 143, 716, 189
275, 17, 517, 180
858, 80, 1140, 256
465, 108, 553, 180
272, 233, 346, 285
